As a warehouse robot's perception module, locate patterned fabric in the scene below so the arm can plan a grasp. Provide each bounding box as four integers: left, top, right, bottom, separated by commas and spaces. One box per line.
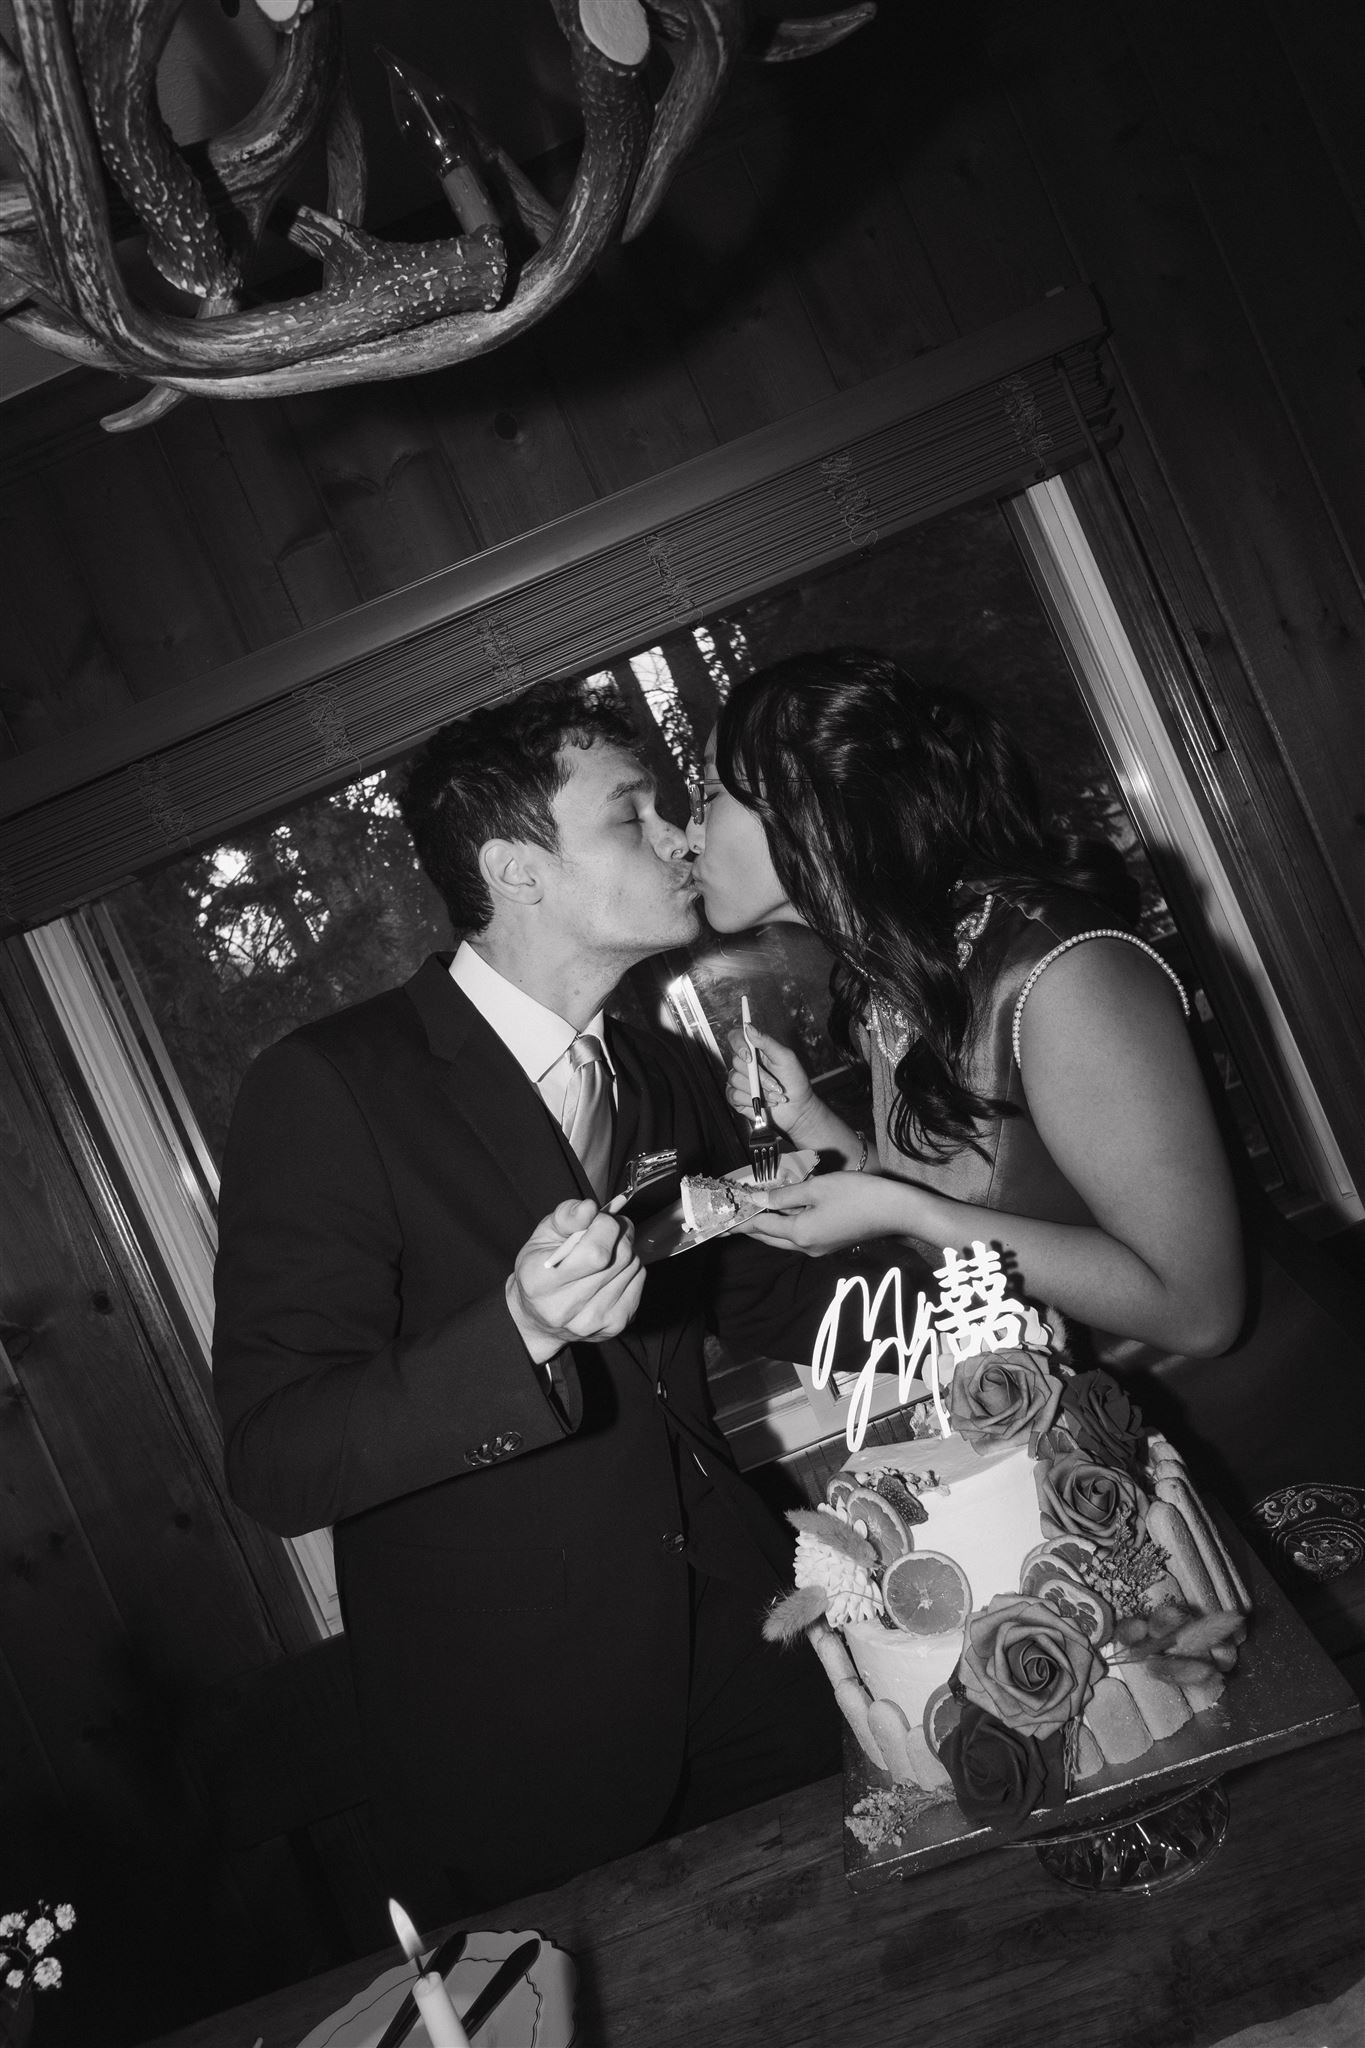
561, 1033, 614, 1199
864, 893, 1119, 1249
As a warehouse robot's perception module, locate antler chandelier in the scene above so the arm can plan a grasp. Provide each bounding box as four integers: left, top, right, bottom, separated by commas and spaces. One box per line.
0, 0, 872, 430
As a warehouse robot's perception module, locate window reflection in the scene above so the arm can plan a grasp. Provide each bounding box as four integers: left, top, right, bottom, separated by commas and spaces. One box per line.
96, 503, 1288, 1205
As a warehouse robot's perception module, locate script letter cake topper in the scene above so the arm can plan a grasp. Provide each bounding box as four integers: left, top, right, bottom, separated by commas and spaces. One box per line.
810, 1241, 1052, 1453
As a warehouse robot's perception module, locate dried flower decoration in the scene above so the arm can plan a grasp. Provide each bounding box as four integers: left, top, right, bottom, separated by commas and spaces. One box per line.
0, 1901, 75, 1997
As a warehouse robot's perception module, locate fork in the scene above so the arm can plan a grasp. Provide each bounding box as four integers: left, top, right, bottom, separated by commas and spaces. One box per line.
543, 1148, 679, 1267
740, 995, 784, 1184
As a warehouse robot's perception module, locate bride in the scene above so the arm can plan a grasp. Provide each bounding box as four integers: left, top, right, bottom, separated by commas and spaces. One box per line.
687, 646, 1244, 1359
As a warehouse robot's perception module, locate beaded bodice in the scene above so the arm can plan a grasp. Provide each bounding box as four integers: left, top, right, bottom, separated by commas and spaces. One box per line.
863, 894, 1186, 1266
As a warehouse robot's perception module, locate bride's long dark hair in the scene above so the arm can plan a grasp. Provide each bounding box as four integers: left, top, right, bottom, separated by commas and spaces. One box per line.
713, 647, 1141, 1161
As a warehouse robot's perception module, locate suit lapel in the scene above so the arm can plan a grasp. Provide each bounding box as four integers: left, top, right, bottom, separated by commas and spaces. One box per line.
403, 959, 664, 1384
403, 956, 589, 1231
606, 1021, 648, 1193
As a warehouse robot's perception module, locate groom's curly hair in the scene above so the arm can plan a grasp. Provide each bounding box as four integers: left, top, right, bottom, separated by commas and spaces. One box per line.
399, 678, 637, 935
714, 647, 1141, 1162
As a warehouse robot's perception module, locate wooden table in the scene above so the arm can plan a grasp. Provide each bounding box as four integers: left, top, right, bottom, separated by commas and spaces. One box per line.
142, 1716, 1365, 2048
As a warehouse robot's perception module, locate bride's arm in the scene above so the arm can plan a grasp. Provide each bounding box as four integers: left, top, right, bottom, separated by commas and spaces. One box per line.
723, 1025, 868, 1171
745, 940, 1245, 1357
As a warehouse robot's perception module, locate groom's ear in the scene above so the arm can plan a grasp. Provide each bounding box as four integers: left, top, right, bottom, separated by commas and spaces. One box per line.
478, 836, 546, 909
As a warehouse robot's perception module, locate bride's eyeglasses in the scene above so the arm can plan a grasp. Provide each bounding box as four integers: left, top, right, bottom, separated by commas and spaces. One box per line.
686, 772, 707, 828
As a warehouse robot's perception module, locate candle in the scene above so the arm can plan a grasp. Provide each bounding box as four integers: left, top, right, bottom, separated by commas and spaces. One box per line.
389, 1900, 471, 2048
377, 49, 500, 235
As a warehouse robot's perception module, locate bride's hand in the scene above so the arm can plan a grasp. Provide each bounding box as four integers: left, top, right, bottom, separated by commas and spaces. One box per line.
740, 1170, 906, 1257
725, 1026, 817, 1139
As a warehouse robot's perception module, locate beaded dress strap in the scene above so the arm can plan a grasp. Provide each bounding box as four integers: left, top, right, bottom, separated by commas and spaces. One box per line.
1011, 930, 1190, 1071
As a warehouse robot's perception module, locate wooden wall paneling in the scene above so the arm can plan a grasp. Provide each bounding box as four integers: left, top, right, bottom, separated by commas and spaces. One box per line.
1064, 446, 1365, 1192
742, 117, 956, 386
282, 382, 483, 607
0, 953, 316, 1681
0, 963, 352, 2025
538, 257, 719, 497
0, 366, 124, 482
0, 471, 133, 753
640, 142, 839, 441
887, 66, 1080, 339
993, 1, 1365, 942
1260, 0, 1365, 235
43, 425, 248, 700
422, 334, 600, 548
306, 1810, 391, 1956
0, 1622, 65, 1889
150, 405, 309, 654
1125, 0, 1365, 587
0, 1322, 283, 2042
195, 399, 365, 630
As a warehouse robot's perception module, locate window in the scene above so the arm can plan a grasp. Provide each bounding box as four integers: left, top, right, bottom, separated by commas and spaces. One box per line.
29, 483, 1357, 1628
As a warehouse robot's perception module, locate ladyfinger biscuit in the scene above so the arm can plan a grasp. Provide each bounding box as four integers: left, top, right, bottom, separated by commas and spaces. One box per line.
1111, 1655, 1193, 1742
836, 1677, 888, 1771
1157, 1473, 1250, 1614
867, 1697, 916, 1784
1146, 1499, 1219, 1613
1083, 1674, 1154, 1767
1071, 1720, 1107, 1781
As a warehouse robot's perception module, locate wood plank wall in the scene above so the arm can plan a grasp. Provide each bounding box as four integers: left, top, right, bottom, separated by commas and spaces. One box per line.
0, 3, 1361, 2036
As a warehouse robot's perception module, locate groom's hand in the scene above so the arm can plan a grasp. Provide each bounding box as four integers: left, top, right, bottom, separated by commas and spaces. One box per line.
506, 1198, 645, 1363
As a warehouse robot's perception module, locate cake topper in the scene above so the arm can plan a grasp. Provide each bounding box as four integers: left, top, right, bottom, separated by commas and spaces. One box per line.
810, 1240, 1052, 1452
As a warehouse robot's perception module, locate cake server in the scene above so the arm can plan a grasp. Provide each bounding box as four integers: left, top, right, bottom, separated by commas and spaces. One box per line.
372, 1929, 469, 2048
460, 1937, 543, 2039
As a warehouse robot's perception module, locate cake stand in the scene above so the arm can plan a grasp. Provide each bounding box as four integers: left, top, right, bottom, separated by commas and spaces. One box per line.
841, 1519, 1360, 1898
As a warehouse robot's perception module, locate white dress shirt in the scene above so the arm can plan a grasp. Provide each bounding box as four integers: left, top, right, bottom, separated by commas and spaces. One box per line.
449, 941, 617, 1120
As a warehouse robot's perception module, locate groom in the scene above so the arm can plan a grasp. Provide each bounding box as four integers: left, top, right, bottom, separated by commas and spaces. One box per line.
212, 679, 852, 1912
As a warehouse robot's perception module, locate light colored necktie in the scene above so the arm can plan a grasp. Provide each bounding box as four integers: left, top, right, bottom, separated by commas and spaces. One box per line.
561, 1034, 613, 1200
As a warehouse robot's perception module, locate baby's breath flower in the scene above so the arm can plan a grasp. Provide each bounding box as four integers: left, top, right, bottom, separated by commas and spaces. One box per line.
6, 1968, 25, 1990
25, 1918, 54, 1953
54, 1905, 75, 1932
0, 1916, 23, 1939
32, 1957, 62, 1990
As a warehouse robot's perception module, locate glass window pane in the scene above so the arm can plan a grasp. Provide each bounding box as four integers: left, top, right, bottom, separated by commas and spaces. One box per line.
96, 499, 1289, 1206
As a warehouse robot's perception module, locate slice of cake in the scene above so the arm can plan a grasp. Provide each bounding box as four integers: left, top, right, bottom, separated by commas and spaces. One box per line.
766, 1338, 1251, 1839
679, 1172, 769, 1236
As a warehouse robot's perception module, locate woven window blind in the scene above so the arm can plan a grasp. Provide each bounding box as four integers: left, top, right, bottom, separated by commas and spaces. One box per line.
0, 289, 1109, 933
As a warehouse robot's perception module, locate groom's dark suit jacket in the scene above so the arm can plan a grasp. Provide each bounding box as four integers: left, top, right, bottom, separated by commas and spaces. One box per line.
213, 954, 853, 1897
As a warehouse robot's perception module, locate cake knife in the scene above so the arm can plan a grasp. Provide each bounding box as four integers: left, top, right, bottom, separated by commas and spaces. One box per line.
373, 1929, 469, 2048
460, 1937, 543, 2039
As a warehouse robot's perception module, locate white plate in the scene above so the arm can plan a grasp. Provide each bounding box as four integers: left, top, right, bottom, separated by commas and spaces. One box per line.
294, 1929, 576, 2048
634, 1148, 819, 1262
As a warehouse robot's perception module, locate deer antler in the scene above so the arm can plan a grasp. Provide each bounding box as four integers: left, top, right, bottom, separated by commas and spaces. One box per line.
0, 0, 873, 421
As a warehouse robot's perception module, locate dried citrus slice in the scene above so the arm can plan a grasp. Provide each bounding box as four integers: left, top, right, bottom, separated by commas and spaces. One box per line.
871, 1471, 928, 1526
1040, 1535, 1098, 1576
922, 1682, 962, 1757
1020, 1554, 1066, 1599
1033, 1573, 1114, 1646
826, 1475, 857, 1515
882, 1550, 971, 1635
1019, 1535, 1098, 1598
847, 1489, 912, 1567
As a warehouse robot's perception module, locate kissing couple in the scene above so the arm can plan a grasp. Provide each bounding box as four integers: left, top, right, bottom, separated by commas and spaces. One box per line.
213, 645, 1242, 1917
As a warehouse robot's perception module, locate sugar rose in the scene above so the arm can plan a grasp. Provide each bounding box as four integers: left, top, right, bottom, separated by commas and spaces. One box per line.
1058, 1369, 1146, 1477
939, 1702, 1068, 1837
1036, 1449, 1146, 1549
947, 1348, 1061, 1453
957, 1591, 1101, 1738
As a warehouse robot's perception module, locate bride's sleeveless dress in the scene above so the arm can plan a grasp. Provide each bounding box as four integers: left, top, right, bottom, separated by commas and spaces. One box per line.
860, 893, 1365, 1523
